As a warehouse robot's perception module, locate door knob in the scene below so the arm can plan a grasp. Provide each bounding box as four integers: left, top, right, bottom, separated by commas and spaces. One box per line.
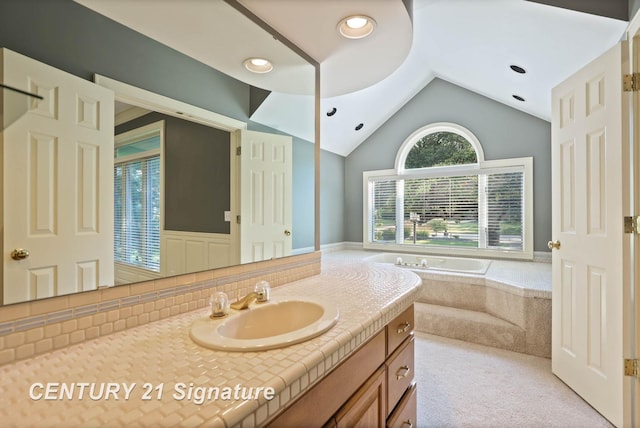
547, 240, 561, 250
284, 230, 291, 236
11, 249, 30, 260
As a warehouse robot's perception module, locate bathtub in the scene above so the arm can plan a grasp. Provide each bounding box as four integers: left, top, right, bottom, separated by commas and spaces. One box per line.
365, 252, 491, 275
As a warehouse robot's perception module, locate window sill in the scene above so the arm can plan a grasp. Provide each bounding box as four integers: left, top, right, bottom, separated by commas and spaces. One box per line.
362, 241, 533, 261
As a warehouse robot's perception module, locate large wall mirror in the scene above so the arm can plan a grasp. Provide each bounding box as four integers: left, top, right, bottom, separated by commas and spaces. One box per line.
0, 0, 317, 305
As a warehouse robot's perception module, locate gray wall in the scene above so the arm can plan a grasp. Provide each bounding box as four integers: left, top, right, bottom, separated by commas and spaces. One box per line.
527, 0, 628, 21
0, 0, 332, 251
116, 112, 231, 234
292, 139, 316, 250
0, 0, 247, 121
632, 0, 640, 21
344, 78, 552, 252
321, 150, 346, 245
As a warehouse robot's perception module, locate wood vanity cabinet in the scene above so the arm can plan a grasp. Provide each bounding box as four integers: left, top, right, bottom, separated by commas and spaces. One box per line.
267, 305, 416, 428
332, 366, 386, 427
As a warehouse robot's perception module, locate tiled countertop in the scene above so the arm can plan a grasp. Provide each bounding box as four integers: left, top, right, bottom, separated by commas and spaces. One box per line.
0, 256, 421, 428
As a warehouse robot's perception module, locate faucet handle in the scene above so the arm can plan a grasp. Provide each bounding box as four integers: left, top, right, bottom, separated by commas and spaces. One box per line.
210, 292, 230, 318
254, 280, 271, 303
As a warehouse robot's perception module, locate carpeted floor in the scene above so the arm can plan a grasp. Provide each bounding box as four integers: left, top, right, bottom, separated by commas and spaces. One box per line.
414, 332, 614, 428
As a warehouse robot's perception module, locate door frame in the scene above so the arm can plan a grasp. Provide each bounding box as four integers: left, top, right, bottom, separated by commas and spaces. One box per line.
94, 75, 246, 268
626, 13, 640, 424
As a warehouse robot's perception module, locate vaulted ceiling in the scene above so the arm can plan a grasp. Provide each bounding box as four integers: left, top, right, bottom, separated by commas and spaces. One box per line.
243, 0, 628, 156
77, 0, 629, 156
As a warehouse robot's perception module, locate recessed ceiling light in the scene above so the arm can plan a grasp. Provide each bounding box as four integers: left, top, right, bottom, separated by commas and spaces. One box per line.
512, 95, 525, 102
326, 107, 337, 117
338, 15, 376, 39
510, 65, 526, 74
243, 57, 273, 73
355, 123, 364, 131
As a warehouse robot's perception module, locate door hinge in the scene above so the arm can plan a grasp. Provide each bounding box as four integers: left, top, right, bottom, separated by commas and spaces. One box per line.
236, 215, 241, 224
624, 216, 640, 234
624, 359, 640, 378
236, 146, 241, 156
624, 73, 640, 92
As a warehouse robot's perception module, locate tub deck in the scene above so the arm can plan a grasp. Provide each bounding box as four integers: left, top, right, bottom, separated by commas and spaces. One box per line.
365, 252, 492, 275
356, 251, 551, 297
327, 249, 552, 357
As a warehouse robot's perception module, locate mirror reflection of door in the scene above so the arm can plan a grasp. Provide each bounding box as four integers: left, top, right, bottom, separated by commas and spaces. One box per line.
2, 48, 114, 305
239, 130, 293, 263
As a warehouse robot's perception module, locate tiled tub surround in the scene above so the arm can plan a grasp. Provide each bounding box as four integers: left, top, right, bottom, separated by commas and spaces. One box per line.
400, 258, 551, 357
326, 250, 552, 358
0, 256, 421, 427
0, 252, 321, 366
414, 262, 552, 357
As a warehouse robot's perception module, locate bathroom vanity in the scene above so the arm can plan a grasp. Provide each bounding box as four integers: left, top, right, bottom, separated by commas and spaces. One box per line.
268, 305, 416, 427
0, 256, 421, 427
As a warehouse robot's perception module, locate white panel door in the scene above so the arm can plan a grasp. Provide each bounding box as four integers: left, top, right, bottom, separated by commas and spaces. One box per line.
1, 48, 114, 304
551, 42, 630, 427
239, 130, 292, 263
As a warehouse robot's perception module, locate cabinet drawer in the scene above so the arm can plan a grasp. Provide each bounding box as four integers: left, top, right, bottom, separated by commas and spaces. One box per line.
386, 382, 417, 428
386, 305, 414, 355
386, 336, 415, 416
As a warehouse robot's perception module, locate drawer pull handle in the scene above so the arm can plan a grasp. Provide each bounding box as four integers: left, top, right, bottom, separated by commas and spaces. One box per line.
396, 365, 411, 380
402, 419, 413, 428
397, 322, 411, 334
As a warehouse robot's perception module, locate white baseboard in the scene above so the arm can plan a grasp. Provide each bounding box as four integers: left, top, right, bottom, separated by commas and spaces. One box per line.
320, 241, 363, 253
292, 246, 315, 255
533, 251, 552, 263
292, 242, 363, 255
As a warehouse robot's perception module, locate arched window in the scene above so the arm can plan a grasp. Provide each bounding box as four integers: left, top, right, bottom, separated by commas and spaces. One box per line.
364, 123, 533, 260
394, 123, 484, 173
405, 131, 477, 168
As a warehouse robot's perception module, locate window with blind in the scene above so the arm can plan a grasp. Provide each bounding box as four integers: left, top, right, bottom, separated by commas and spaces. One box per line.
114, 125, 162, 272
363, 124, 533, 259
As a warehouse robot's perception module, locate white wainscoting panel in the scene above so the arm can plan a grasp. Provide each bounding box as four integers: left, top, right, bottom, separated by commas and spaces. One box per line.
162, 230, 235, 277
114, 262, 161, 286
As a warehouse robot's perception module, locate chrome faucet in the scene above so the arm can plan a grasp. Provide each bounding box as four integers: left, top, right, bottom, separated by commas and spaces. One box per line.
230, 292, 259, 310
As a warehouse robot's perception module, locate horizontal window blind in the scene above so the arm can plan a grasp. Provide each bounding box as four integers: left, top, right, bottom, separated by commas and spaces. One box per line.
486, 171, 524, 250
114, 155, 161, 272
370, 180, 397, 242
369, 169, 524, 251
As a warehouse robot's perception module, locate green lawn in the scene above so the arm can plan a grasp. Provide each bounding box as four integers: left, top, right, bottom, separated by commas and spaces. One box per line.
375, 219, 520, 237
402, 238, 478, 247
374, 218, 524, 251
446, 221, 478, 233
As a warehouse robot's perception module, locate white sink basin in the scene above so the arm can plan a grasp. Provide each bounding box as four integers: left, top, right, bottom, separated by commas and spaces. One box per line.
190, 298, 339, 351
